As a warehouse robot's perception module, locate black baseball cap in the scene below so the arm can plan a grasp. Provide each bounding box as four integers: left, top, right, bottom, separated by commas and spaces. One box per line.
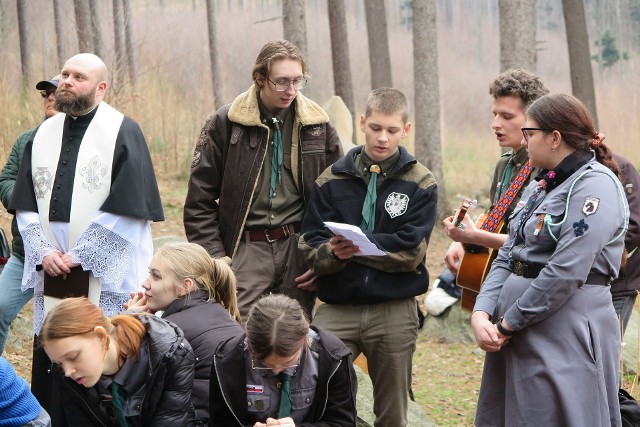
35, 74, 62, 90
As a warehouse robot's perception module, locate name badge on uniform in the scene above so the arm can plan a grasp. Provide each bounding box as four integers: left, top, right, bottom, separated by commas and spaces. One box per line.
582, 197, 599, 216
247, 384, 264, 394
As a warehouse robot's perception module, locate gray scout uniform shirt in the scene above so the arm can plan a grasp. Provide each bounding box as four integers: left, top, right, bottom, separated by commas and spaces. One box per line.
243, 329, 320, 422
475, 152, 628, 329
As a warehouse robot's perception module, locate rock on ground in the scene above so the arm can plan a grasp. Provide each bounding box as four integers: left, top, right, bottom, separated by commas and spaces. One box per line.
354, 365, 436, 427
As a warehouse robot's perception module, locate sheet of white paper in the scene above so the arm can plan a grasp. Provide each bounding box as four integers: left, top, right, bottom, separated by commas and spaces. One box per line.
323, 221, 386, 256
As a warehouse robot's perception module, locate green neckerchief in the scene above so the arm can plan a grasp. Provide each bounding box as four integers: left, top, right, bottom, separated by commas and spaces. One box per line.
258, 98, 290, 209
357, 149, 401, 231
277, 372, 292, 418
110, 382, 128, 427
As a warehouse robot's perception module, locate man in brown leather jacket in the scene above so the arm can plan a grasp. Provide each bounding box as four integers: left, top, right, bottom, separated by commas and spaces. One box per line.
184, 40, 342, 320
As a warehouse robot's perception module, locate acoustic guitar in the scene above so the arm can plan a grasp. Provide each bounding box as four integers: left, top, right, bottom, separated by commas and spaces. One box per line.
453, 201, 504, 312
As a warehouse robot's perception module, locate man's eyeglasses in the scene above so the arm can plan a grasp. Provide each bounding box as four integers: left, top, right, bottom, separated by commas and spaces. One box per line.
521, 127, 551, 143
40, 89, 56, 98
267, 77, 307, 92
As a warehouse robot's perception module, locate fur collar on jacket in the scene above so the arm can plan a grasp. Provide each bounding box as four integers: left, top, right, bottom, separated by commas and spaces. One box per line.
227, 84, 329, 128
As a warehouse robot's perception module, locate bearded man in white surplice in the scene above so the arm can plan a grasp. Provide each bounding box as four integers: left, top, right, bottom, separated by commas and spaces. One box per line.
9, 53, 164, 425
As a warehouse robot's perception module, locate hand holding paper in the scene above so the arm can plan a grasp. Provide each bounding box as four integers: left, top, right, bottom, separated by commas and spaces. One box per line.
324, 221, 385, 256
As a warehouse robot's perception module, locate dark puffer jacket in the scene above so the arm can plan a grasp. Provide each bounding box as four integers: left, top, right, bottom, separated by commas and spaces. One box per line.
162, 290, 243, 424
52, 315, 199, 426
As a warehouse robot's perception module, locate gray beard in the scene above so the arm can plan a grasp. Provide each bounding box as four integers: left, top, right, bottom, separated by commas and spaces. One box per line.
54, 90, 95, 116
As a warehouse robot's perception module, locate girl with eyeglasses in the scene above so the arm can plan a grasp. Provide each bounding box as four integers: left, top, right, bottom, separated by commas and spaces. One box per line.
210, 294, 357, 426
472, 93, 628, 426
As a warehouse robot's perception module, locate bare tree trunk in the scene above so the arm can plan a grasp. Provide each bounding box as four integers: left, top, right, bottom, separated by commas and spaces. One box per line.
123, 0, 138, 84
90, 0, 105, 59
17, 0, 32, 92
282, 0, 307, 56
413, 0, 448, 218
206, 0, 224, 109
364, 0, 392, 88
74, 0, 93, 53
498, 0, 537, 71
53, 0, 66, 68
562, 0, 599, 127
327, 0, 355, 140
112, 0, 127, 93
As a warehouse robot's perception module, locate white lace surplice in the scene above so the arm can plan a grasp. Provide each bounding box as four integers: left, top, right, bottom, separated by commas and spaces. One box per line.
17, 210, 152, 333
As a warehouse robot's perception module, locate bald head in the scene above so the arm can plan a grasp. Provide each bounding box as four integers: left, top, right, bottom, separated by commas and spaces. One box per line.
56, 53, 109, 115
64, 53, 109, 83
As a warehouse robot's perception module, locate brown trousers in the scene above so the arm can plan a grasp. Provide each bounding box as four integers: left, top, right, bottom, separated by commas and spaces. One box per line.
232, 234, 315, 322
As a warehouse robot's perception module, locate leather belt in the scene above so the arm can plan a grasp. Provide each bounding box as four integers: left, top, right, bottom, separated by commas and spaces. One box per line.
511, 260, 610, 285
511, 260, 545, 278
244, 223, 301, 243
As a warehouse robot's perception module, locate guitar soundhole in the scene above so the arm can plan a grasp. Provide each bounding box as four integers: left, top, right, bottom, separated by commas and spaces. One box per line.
466, 244, 484, 254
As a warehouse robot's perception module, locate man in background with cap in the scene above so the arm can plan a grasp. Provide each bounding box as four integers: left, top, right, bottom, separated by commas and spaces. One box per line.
0, 74, 60, 355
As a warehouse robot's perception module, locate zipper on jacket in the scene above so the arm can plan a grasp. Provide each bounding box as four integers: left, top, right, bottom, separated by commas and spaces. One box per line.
232, 126, 270, 259
318, 358, 356, 421
213, 357, 244, 426
298, 127, 306, 205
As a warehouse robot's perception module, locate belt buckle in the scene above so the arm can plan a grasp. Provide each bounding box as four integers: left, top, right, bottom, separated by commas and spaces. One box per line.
264, 225, 290, 243
264, 228, 278, 243
513, 261, 524, 276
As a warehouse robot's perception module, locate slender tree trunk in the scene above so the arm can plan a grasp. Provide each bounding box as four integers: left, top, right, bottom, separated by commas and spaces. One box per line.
74, 0, 93, 53
327, 0, 355, 139
413, 0, 447, 218
282, 0, 307, 56
17, 0, 32, 92
206, 0, 224, 109
90, 0, 105, 59
112, 0, 126, 93
364, 0, 392, 88
53, 0, 66, 69
498, 0, 537, 71
562, 0, 599, 127
123, 0, 138, 84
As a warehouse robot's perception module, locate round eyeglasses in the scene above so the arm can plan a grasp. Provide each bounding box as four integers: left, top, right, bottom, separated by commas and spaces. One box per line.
267, 77, 307, 92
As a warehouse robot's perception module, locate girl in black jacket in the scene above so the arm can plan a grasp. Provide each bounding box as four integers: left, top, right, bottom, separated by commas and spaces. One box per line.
210, 294, 357, 426
40, 297, 199, 426
126, 242, 243, 424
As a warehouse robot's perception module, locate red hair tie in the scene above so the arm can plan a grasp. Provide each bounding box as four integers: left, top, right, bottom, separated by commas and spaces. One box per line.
591, 132, 605, 149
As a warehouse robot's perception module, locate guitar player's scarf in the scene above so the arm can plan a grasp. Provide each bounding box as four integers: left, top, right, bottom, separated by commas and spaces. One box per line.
481, 160, 533, 232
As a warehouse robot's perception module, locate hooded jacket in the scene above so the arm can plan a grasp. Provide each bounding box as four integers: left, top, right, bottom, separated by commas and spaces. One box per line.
210, 326, 357, 427
52, 315, 199, 426
184, 85, 342, 259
